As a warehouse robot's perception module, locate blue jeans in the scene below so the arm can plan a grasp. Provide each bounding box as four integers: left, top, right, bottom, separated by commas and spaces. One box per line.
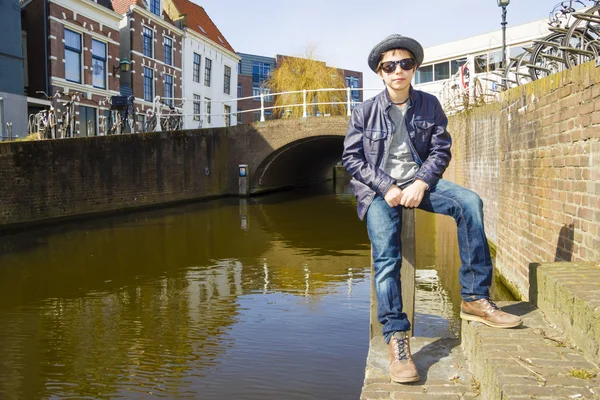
365, 179, 492, 343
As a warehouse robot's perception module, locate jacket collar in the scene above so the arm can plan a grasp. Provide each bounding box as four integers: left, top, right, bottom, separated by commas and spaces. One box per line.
377, 85, 418, 111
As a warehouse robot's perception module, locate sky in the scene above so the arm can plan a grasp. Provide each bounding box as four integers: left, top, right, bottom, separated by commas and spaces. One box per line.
200, 0, 580, 92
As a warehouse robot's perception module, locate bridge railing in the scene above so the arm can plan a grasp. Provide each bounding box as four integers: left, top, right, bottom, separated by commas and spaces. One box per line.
153, 88, 383, 130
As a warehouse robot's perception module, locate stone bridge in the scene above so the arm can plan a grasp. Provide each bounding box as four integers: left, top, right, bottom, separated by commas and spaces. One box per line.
225, 116, 350, 194
0, 115, 351, 229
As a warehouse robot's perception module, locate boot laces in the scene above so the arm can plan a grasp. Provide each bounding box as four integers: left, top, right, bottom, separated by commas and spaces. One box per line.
481, 298, 500, 313
392, 336, 410, 361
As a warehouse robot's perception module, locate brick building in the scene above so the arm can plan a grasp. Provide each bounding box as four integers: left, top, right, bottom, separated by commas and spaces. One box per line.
164, 0, 239, 129
21, 0, 123, 136
112, 0, 183, 131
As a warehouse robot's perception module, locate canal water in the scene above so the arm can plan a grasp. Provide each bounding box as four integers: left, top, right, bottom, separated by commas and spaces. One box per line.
0, 181, 512, 400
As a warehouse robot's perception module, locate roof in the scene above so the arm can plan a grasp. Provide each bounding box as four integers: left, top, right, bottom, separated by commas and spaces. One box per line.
111, 0, 177, 24
169, 0, 235, 53
111, 0, 142, 14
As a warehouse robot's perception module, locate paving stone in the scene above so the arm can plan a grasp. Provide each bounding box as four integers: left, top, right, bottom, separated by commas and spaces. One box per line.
501, 384, 595, 397
391, 393, 461, 400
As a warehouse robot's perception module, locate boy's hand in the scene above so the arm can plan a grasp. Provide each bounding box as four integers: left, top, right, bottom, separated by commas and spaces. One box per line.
399, 180, 428, 208
384, 185, 403, 207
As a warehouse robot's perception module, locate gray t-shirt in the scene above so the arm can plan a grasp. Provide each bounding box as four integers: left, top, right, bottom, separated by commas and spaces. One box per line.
384, 102, 419, 187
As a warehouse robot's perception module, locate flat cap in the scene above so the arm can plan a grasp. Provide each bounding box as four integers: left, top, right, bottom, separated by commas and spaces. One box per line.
368, 34, 424, 72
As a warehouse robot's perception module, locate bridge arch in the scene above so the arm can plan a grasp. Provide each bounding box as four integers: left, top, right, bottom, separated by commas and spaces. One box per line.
234, 116, 350, 194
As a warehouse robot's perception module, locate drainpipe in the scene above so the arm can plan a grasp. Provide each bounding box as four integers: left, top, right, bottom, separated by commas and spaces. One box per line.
43, 0, 49, 95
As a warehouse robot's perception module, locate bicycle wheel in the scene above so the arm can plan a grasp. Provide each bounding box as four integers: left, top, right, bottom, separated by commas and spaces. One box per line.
145, 115, 157, 132
504, 50, 532, 89
528, 32, 568, 81
127, 102, 135, 133
563, 6, 600, 68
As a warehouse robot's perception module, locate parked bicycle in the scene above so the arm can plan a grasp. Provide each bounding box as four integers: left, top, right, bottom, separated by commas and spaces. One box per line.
33, 91, 61, 139
60, 91, 82, 138
160, 101, 184, 131
100, 95, 135, 134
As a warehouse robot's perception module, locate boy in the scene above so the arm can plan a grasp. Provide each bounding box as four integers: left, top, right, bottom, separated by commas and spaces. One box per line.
342, 34, 522, 384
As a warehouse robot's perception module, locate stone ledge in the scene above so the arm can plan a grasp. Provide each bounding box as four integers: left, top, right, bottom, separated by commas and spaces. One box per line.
361, 336, 477, 399
530, 262, 600, 362
461, 301, 600, 400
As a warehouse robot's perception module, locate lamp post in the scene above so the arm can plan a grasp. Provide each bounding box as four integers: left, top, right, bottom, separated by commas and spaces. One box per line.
497, 0, 510, 69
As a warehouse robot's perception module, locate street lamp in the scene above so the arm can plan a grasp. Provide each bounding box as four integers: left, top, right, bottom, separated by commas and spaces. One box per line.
498, 0, 510, 70
112, 58, 131, 75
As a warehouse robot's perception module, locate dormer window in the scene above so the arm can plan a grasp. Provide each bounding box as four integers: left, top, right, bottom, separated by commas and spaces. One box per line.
149, 0, 160, 16
197, 25, 207, 34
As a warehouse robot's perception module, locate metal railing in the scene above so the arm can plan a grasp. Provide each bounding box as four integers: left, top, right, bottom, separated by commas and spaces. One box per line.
151, 87, 377, 131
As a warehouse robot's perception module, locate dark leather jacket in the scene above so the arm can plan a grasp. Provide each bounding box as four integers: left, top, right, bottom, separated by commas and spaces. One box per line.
342, 86, 452, 220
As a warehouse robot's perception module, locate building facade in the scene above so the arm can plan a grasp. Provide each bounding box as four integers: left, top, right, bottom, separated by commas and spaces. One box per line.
113, 0, 184, 131
1, 0, 30, 140
165, 0, 239, 129
22, 0, 122, 136
236, 53, 275, 125
413, 18, 550, 100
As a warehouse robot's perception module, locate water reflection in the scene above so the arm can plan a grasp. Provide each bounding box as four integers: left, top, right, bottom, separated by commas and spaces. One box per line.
0, 181, 513, 400
0, 184, 373, 400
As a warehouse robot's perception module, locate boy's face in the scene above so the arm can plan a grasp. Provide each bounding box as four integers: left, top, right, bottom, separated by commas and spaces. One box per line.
377, 49, 416, 92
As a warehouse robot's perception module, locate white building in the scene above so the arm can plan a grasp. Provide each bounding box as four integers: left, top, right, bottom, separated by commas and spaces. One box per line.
414, 17, 551, 106
166, 0, 240, 129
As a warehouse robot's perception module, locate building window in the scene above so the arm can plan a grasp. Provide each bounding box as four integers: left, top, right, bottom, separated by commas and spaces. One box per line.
224, 105, 231, 127
434, 61, 450, 81
238, 61, 242, 74
142, 26, 153, 58
224, 65, 231, 95
263, 88, 272, 102
149, 0, 160, 16
164, 37, 173, 66
143, 67, 153, 102
64, 29, 81, 83
252, 62, 271, 85
252, 87, 260, 100
91, 39, 107, 89
79, 106, 96, 137
450, 58, 467, 75
415, 65, 433, 84
488, 50, 503, 72
237, 84, 242, 98
346, 76, 360, 102
204, 58, 212, 86
136, 114, 145, 132
193, 53, 201, 83
164, 74, 173, 106
205, 97, 211, 123
193, 94, 201, 120
237, 108, 242, 124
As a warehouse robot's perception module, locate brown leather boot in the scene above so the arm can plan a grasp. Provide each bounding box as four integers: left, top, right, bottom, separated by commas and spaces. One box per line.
460, 298, 523, 328
388, 332, 419, 383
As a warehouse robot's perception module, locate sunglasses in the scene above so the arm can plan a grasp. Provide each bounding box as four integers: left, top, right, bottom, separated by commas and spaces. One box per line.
379, 58, 416, 73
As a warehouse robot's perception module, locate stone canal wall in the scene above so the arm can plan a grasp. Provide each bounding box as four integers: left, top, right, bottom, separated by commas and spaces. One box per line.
446, 60, 600, 300
0, 130, 232, 229
0, 117, 348, 230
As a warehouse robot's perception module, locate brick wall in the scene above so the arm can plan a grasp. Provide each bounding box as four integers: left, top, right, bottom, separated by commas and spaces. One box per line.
0, 130, 230, 228
446, 61, 600, 299
0, 117, 348, 229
